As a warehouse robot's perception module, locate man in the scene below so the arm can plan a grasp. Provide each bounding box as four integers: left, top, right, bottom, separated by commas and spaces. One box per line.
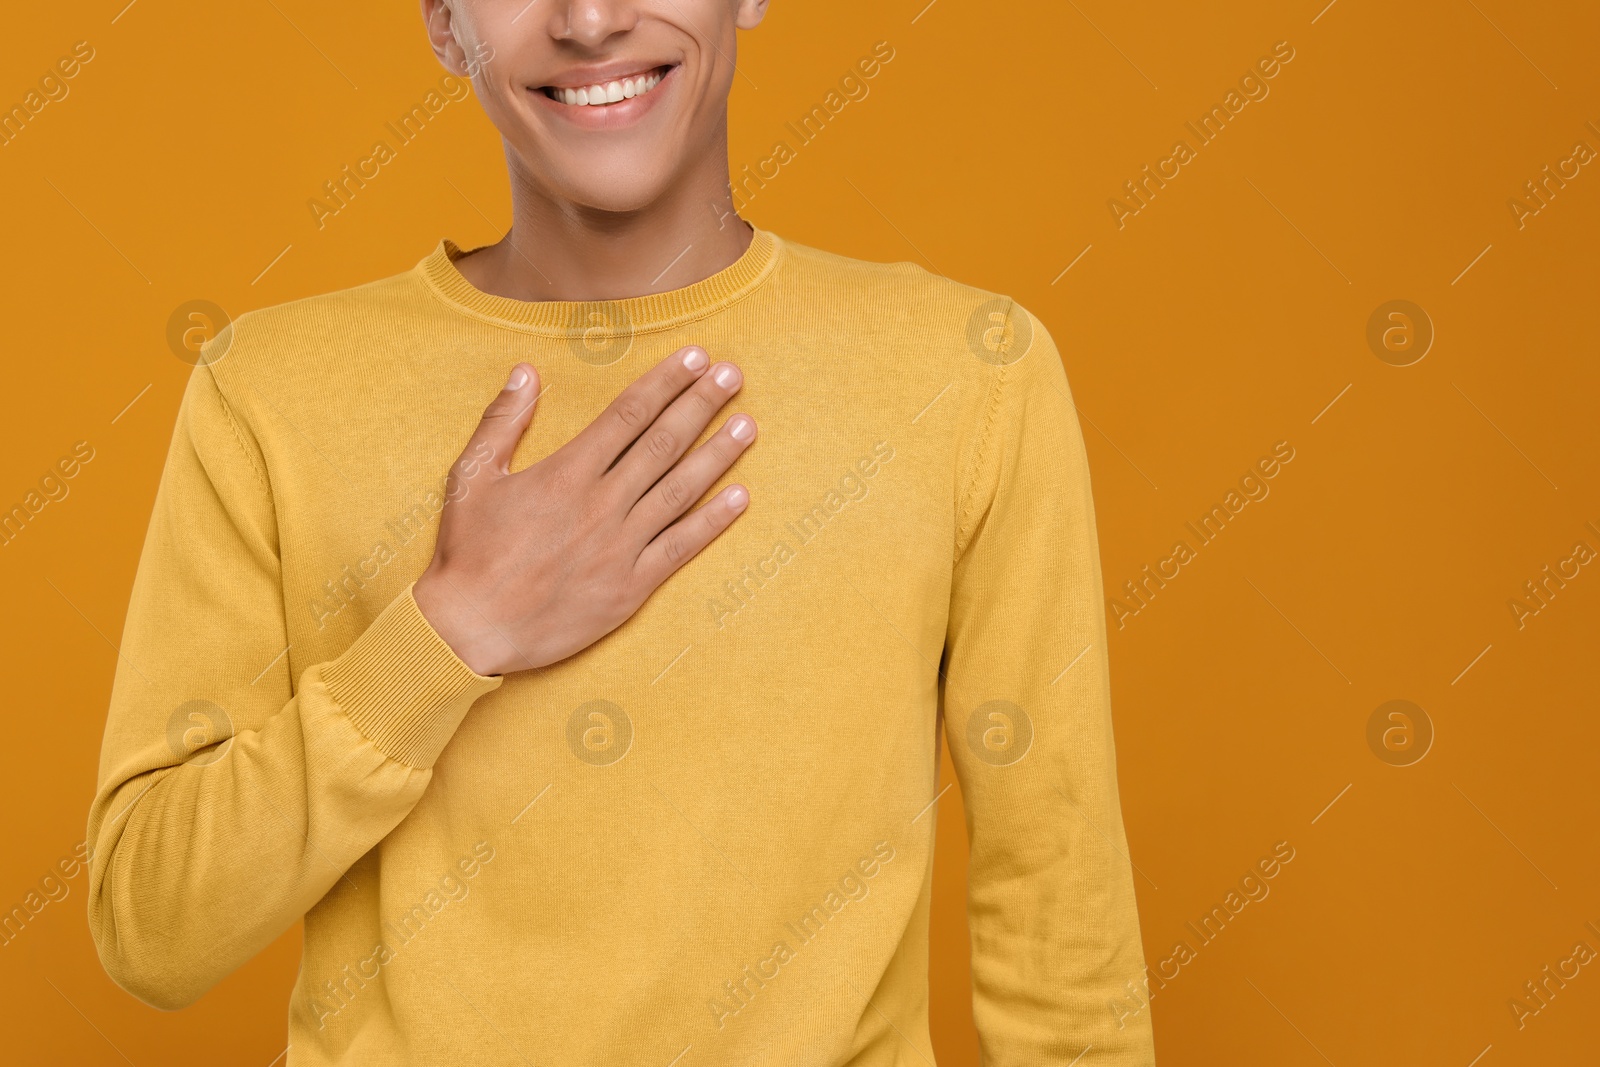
87, 1, 1157, 1064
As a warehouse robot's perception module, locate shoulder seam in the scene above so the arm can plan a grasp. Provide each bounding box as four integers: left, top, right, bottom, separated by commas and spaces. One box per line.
207, 364, 272, 499
953, 358, 1009, 562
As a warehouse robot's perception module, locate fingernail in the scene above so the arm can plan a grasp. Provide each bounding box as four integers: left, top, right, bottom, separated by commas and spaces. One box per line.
729, 416, 754, 441
682, 347, 708, 371
714, 364, 739, 388
506, 366, 529, 390
726, 485, 749, 510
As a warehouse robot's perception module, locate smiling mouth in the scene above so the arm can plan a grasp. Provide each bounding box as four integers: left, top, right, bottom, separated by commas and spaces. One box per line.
540, 65, 674, 107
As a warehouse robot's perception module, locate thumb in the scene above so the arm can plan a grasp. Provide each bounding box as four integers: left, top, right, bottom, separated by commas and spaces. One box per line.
458, 363, 541, 481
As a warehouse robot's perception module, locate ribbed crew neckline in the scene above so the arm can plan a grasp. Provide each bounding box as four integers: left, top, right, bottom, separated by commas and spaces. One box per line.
416, 227, 782, 335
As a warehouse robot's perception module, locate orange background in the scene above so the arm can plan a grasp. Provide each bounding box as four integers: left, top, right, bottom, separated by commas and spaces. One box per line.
3, 0, 1598, 1063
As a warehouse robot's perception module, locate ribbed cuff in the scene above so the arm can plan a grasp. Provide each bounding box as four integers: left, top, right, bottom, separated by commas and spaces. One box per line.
321, 582, 502, 768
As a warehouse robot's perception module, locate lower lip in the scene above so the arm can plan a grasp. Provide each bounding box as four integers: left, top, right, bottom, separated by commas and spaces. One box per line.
533, 65, 676, 130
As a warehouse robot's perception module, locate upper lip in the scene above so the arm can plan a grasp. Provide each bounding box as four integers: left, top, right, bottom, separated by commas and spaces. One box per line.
537, 61, 675, 90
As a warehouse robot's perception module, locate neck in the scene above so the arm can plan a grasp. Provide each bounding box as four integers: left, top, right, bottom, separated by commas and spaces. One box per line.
454, 150, 754, 303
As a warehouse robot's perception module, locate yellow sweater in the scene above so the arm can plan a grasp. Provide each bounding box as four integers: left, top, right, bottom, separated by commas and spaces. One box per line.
88, 228, 1156, 1066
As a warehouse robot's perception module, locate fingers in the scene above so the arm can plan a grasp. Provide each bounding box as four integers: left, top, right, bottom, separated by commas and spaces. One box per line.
457, 364, 542, 486
570, 346, 715, 473
625, 413, 756, 539
634, 484, 750, 590
608, 358, 744, 501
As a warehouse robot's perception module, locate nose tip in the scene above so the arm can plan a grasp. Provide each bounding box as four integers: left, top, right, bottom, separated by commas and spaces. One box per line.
551, 1, 640, 48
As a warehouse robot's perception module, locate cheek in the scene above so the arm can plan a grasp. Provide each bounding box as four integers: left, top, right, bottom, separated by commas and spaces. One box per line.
485, 75, 528, 123
673, 51, 731, 131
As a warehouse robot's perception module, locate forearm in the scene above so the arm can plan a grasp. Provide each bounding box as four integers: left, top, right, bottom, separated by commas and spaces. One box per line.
88, 584, 498, 1009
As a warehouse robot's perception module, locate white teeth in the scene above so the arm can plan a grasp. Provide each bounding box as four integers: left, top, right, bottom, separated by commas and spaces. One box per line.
548, 69, 665, 106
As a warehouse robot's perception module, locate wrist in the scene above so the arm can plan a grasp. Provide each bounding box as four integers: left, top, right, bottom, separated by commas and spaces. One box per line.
412, 567, 510, 677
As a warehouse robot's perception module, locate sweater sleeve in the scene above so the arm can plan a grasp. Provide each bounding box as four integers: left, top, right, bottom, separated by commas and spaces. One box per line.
943, 307, 1156, 1065
85, 356, 501, 1010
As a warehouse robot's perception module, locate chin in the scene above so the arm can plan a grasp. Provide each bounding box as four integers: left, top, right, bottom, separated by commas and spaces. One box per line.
549, 167, 676, 215
505, 136, 681, 215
